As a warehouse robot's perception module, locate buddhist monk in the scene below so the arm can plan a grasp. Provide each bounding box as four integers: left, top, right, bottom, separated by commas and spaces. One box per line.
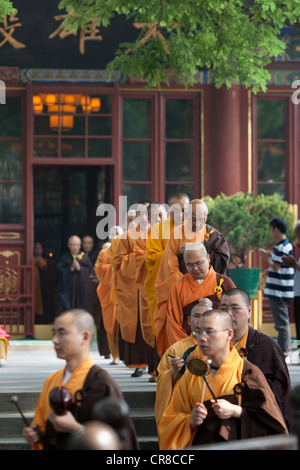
111, 202, 152, 377
158, 309, 288, 450
155, 298, 213, 426
155, 242, 235, 358
94, 227, 124, 365
219, 287, 291, 430
154, 199, 230, 355
56, 235, 93, 313
134, 203, 167, 380
22, 309, 139, 450
145, 192, 190, 333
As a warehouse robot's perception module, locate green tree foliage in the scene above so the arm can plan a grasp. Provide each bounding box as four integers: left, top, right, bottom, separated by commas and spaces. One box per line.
203, 192, 295, 267
55, 0, 300, 92
0, 0, 15, 16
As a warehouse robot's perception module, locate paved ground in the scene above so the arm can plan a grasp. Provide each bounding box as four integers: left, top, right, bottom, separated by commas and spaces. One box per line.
0, 340, 158, 394
1, 339, 300, 394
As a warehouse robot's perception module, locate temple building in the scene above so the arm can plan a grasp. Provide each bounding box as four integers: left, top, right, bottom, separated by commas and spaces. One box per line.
0, 0, 300, 338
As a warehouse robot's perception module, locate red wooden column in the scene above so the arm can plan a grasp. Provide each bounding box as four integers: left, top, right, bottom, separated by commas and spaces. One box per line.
205, 84, 244, 197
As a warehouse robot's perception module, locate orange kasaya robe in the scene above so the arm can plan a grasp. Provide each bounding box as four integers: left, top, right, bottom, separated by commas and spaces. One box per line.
145, 217, 175, 332
158, 347, 288, 450
154, 222, 207, 310
157, 348, 244, 450
32, 354, 95, 450
155, 334, 201, 427
107, 237, 121, 324
155, 266, 236, 358
134, 233, 155, 348
94, 246, 116, 337
111, 228, 140, 344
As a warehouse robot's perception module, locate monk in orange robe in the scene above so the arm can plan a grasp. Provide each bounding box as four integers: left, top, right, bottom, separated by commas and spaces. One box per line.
155, 299, 213, 426
145, 192, 189, 333
111, 202, 152, 377
156, 242, 235, 358
134, 203, 167, 379
94, 226, 124, 364
22, 309, 139, 450
154, 200, 230, 356
158, 309, 288, 450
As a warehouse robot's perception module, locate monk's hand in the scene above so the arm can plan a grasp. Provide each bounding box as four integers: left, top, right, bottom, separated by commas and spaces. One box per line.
211, 399, 242, 419
48, 411, 81, 434
22, 424, 41, 445
171, 355, 185, 373
73, 259, 80, 271
190, 402, 207, 430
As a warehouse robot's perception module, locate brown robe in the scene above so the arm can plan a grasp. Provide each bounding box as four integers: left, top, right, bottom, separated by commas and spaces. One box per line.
240, 326, 291, 431
42, 365, 139, 450
192, 358, 288, 445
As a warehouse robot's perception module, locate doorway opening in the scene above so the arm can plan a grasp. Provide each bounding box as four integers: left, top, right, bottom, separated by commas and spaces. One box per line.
33, 165, 112, 261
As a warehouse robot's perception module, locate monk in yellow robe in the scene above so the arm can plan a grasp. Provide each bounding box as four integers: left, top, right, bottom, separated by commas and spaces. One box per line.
155, 298, 213, 426
145, 192, 190, 332
154, 200, 230, 353
156, 242, 235, 358
158, 309, 288, 450
22, 309, 139, 450
134, 203, 167, 378
94, 226, 124, 364
111, 202, 152, 377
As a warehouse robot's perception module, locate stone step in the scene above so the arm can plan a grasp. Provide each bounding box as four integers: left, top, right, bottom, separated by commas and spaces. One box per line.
0, 436, 159, 451
0, 409, 157, 438
0, 390, 156, 413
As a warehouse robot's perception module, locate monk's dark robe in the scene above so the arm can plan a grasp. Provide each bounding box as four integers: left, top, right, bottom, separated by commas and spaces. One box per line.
238, 326, 291, 431
34, 258, 56, 324
57, 252, 93, 313
43, 365, 139, 450
192, 359, 288, 446
89, 267, 110, 357
178, 224, 230, 275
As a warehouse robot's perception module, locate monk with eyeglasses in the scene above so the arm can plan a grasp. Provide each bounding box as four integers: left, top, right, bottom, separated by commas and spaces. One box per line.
158, 309, 288, 450
219, 287, 291, 431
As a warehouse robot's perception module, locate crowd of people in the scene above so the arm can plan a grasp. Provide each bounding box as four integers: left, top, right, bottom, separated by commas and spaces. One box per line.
19, 192, 300, 450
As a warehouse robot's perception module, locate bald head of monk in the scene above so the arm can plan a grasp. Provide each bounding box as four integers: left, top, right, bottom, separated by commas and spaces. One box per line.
68, 235, 81, 257
52, 309, 95, 371
195, 309, 234, 367
188, 298, 213, 334
68, 421, 121, 450
168, 192, 190, 226
185, 199, 208, 232
183, 242, 210, 280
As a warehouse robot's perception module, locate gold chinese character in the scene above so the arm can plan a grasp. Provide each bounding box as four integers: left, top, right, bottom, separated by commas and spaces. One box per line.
49, 11, 102, 54
79, 18, 102, 54
49, 12, 77, 41
0, 11, 26, 49
133, 22, 178, 54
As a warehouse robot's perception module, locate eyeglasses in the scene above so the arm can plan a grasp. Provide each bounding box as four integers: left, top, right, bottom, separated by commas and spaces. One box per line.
195, 328, 229, 337
185, 260, 206, 269
219, 305, 248, 313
